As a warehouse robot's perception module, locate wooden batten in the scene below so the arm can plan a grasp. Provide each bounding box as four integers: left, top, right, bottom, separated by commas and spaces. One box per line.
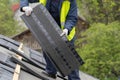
12, 43, 23, 80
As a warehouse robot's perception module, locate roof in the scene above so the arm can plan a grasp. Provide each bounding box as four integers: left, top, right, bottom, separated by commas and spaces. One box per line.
12, 29, 30, 39
0, 34, 61, 80
11, 3, 20, 12
12, 29, 41, 50
0, 34, 99, 80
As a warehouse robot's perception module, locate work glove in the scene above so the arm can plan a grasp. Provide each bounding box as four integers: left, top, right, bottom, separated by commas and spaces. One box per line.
60, 29, 68, 36
22, 6, 33, 16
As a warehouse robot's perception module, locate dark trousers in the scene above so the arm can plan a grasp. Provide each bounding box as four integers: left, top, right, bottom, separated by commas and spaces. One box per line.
43, 38, 80, 80
43, 53, 80, 80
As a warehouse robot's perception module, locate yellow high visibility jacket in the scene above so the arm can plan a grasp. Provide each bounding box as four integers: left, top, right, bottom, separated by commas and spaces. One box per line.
39, 0, 76, 41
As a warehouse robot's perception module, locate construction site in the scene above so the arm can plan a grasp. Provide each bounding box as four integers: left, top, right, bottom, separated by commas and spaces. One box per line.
1, 0, 120, 80
0, 2, 99, 80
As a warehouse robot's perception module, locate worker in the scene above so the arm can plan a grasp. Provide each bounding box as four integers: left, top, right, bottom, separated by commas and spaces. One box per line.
20, 0, 80, 80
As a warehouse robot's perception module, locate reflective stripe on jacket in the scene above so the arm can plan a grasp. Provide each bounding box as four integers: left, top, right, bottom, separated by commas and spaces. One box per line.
39, 0, 75, 41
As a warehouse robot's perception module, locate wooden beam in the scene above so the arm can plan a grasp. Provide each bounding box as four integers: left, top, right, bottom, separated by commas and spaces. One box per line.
12, 43, 23, 80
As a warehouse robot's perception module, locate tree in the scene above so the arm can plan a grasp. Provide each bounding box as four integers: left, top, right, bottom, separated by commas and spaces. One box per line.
0, 0, 24, 37
76, 21, 120, 80
77, 0, 120, 24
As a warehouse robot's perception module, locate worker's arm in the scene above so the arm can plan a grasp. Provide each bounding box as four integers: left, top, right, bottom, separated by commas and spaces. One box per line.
20, 0, 39, 16
20, 0, 39, 11
64, 0, 78, 33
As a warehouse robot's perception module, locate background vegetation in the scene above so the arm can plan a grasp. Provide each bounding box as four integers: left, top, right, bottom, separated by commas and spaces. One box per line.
0, 0, 25, 37
76, 22, 120, 80
0, 0, 120, 80
77, 0, 120, 24
76, 0, 120, 80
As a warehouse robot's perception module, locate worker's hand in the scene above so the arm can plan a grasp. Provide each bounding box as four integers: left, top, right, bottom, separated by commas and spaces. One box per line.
60, 29, 68, 36
22, 6, 33, 16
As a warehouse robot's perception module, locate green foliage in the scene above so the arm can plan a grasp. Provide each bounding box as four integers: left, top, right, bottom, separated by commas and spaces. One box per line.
76, 21, 120, 80
9, 0, 19, 4
0, 0, 25, 37
77, 0, 120, 24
